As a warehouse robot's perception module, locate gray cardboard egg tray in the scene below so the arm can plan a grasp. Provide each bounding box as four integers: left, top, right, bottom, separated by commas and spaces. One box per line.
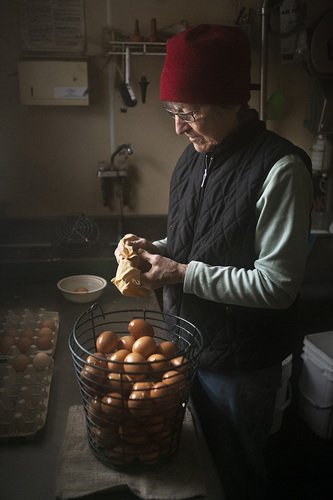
0, 308, 59, 439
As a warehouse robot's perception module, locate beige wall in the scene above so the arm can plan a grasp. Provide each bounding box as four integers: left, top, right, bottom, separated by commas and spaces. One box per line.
0, 0, 331, 218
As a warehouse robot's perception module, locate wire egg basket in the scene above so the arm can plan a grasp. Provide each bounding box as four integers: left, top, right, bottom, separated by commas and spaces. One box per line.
68, 305, 203, 469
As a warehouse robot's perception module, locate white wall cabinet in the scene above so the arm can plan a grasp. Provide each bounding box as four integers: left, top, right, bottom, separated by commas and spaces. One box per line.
18, 60, 89, 106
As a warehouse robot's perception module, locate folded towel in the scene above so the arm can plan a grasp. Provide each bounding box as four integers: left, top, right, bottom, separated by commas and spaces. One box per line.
56, 405, 206, 500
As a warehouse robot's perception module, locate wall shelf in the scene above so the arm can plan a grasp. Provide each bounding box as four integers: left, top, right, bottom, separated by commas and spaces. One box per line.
97, 170, 127, 178
106, 40, 166, 57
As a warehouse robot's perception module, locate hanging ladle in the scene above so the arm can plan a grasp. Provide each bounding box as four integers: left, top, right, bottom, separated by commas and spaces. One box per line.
118, 47, 137, 107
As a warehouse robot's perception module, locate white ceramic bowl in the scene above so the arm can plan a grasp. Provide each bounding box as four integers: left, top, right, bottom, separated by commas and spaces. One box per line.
57, 275, 107, 303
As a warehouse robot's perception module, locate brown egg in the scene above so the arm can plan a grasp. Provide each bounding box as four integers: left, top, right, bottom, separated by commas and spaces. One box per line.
162, 370, 186, 391
83, 363, 106, 384
75, 287, 89, 292
16, 336, 33, 353
150, 381, 173, 404
128, 319, 154, 340
170, 355, 189, 373
138, 442, 160, 464
36, 336, 53, 350
107, 372, 132, 393
156, 341, 178, 358
106, 443, 136, 464
85, 355, 107, 391
37, 327, 53, 340
22, 329, 36, 339
119, 420, 150, 445
117, 335, 135, 351
80, 379, 97, 398
33, 352, 52, 372
11, 354, 30, 372
147, 353, 170, 374
87, 397, 104, 425
154, 424, 174, 444
86, 352, 107, 371
39, 319, 56, 331
161, 371, 187, 411
123, 352, 148, 381
143, 412, 165, 434
159, 430, 179, 456
4, 328, 18, 338
107, 349, 131, 372
127, 390, 154, 417
96, 330, 118, 354
90, 422, 118, 447
80, 364, 105, 396
101, 392, 123, 417
0, 335, 15, 354
132, 381, 154, 394
132, 336, 157, 359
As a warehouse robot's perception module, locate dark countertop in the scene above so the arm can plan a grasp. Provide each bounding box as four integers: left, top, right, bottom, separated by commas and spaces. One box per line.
0, 283, 225, 500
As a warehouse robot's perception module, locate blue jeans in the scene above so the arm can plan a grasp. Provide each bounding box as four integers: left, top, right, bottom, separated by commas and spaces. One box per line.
190, 364, 282, 500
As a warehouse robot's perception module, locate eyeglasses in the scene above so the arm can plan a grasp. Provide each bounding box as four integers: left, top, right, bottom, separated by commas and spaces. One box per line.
163, 105, 200, 123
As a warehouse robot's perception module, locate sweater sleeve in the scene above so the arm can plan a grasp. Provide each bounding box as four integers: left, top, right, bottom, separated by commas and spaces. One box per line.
183, 155, 313, 309
152, 237, 168, 256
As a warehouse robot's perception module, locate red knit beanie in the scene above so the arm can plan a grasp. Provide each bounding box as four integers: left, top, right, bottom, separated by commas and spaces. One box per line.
160, 24, 251, 105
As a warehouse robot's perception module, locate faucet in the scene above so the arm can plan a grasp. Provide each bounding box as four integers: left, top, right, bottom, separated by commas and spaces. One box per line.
111, 144, 133, 170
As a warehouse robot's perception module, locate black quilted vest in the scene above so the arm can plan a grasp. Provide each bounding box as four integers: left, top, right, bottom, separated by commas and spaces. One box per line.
164, 116, 312, 371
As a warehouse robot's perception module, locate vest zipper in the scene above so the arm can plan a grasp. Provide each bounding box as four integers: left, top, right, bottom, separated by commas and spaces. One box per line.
201, 153, 213, 188
192, 153, 213, 237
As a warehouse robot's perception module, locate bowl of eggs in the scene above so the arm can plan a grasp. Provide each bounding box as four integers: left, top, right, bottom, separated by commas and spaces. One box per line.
57, 275, 107, 303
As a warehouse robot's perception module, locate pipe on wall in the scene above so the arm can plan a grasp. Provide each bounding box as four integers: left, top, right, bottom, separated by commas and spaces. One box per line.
259, 0, 270, 121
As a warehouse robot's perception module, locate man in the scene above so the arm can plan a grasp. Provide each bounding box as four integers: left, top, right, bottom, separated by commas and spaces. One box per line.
115, 25, 313, 499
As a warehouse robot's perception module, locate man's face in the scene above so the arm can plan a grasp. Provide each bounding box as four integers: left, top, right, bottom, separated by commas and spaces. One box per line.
165, 103, 241, 153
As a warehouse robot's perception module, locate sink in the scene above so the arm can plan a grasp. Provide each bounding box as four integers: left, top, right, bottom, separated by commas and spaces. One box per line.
0, 252, 117, 285
0, 214, 167, 285
0, 242, 117, 285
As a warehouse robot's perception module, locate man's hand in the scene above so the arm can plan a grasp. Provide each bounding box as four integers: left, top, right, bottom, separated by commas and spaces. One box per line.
114, 236, 159, 263
137, 250, 187, 290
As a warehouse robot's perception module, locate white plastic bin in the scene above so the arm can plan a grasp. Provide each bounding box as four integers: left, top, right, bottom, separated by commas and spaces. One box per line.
270, 355, 292, 434
299, 331, 333, 439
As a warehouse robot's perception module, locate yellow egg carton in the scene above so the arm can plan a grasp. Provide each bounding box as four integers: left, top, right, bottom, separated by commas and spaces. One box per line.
0, 308, 59, 439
